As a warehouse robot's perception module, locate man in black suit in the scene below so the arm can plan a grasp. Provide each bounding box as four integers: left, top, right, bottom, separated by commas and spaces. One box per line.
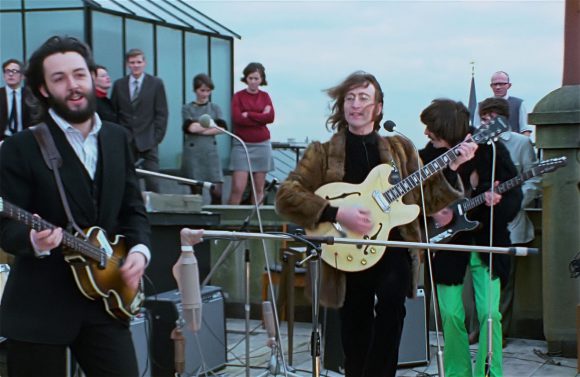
0, 59, 33, 141
111, 48, 168, 192
0, 36, 151, 376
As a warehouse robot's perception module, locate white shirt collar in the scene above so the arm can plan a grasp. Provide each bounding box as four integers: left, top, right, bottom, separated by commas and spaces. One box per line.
48, 108, 102, 136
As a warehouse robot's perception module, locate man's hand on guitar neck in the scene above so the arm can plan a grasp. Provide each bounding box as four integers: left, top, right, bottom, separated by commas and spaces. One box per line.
336, 206, 374, 234
120, 252, 147, 291
30, 226, 63, 258
484, 181, 502, 207
449, 134, 478, 171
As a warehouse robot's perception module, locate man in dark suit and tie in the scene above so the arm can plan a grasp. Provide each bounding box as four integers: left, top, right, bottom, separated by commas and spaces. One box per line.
111, 48, 168, 192
0, 35, 151, 376
0, 59, 33, 141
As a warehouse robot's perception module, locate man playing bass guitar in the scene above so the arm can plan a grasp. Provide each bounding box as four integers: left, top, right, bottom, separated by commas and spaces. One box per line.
0, 36, 151, 376
276, 72, 477, 377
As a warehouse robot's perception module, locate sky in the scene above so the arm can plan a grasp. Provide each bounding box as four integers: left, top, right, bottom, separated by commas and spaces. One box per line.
193, 0, 566, 147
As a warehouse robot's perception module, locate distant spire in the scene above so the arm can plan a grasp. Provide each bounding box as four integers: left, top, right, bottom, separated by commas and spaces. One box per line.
468, 61, 477, 126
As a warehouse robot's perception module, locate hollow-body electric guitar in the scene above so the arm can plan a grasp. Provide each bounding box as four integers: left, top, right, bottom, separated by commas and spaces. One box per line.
306, 116, 509, 272
427, 156, 567, 244
0, 197, 144, 321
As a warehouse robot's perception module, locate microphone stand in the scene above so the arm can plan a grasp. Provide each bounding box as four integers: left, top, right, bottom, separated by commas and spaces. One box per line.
201, 119, 295, 376
200, 229, 538, 377
135, 168, 214, 191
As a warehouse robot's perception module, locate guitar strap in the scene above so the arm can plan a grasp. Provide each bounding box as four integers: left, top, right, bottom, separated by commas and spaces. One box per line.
30, 123, 86, 237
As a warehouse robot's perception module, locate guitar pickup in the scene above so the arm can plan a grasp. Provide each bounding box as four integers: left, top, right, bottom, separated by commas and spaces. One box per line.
430, 230, 452, 243
372, 190, 390, 213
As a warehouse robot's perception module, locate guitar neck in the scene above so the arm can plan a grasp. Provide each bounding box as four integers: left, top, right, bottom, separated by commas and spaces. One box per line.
1, 201, 102, 262
462, 168, 539, 211
384, 146, 460, 202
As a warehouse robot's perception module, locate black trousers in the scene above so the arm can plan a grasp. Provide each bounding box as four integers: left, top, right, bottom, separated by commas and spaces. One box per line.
6, 320, 138, 377
133, 145, 160, 193
339, 237, 412, 377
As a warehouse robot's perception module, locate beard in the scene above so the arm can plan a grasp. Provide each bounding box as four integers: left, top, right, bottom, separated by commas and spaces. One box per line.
47, 88, 97, 124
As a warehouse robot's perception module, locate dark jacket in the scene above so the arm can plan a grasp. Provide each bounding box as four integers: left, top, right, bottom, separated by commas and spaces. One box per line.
0, 118, 150, 343
111, 74, 168, 152
0, 86, 34, 140
420, 130, 522, 287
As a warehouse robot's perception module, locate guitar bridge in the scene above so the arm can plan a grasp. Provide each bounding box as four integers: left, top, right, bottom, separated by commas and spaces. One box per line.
372, 190, 390, 212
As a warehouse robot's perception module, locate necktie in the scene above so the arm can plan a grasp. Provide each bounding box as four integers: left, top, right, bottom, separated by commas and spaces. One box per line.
131, 80, 140, 102
8, 90, 18, 134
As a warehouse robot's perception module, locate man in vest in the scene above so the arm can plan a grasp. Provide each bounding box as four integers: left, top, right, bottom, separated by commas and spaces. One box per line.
474, 71, 534, 138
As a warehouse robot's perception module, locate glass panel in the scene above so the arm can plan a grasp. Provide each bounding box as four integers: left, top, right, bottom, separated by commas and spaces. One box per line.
25, 10, 83, 58
91, 11, 124, 85
0, 13, 24, 72
125, 19, 154, 75
90, 0, 129, 14
113, 0, 160, 21
210, 37, 232, 169
142, 0, 188, 28
156, 26, 183, 169
0, 0, 21, 10
184, 32, 208, 105
165, 1, 215, 33
24, 0, 82, 9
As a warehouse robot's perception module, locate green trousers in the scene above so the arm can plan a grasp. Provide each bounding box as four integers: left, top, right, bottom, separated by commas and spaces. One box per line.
437, 253, 503, 377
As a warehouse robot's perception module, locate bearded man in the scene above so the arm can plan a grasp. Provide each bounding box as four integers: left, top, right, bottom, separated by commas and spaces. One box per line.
0, 35, 151, 376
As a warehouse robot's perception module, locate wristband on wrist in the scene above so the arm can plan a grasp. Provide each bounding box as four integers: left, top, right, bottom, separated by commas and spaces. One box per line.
180, 245, 194, 252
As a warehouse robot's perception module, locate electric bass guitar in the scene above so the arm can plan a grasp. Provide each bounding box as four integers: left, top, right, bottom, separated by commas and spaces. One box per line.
0, 197, 144, 321
427, 156, 567, 244
306, 116, 509, 272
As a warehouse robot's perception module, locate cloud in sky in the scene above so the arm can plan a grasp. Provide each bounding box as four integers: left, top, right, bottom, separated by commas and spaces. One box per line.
194, 0, 565, 146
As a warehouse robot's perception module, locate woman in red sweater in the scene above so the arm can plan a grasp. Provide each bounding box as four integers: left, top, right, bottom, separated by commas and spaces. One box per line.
228, 62, 275, 204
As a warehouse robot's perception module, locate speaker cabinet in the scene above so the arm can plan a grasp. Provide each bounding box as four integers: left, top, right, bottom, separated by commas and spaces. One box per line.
129, 310, 152, 377
323, 288, 429, 373
145, 286, 226, 376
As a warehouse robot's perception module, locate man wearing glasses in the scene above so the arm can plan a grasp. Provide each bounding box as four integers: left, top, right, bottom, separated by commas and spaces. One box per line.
1, 59, 32, 141
474, 70, 534, 137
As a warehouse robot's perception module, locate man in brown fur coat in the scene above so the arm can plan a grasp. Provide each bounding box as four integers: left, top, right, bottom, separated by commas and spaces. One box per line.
275, 71, 477, 377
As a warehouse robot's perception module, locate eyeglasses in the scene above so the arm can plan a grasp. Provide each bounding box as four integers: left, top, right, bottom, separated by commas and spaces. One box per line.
3, 69, 21, 75
490, 82, 509, 87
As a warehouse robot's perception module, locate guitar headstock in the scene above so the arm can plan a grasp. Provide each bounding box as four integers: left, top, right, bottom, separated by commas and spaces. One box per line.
536, 156, 568, 174
471, 115, 509, 145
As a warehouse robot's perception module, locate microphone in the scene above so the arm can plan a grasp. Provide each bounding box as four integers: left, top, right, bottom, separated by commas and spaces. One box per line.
383, 120, 396, 132
199, 114, 217, 129
172, 229, 203, 332
262, 301, 276, 348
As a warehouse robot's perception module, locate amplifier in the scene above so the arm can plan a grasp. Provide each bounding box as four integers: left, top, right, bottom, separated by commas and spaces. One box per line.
145, 286, 226, 377
323, 288, 429, 373
129, 310, 152, 377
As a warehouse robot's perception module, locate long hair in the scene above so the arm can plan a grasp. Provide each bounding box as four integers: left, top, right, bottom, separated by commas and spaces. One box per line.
420, 99, 470, 147
25, 35, 96, 121
325, 71, 384, 132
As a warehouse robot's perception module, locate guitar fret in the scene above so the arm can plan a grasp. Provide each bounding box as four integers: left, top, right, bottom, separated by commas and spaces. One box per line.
3, 201, 103, 262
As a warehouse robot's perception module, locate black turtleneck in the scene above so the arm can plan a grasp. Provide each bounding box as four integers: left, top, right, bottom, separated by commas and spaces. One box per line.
319, 130, 381, 222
